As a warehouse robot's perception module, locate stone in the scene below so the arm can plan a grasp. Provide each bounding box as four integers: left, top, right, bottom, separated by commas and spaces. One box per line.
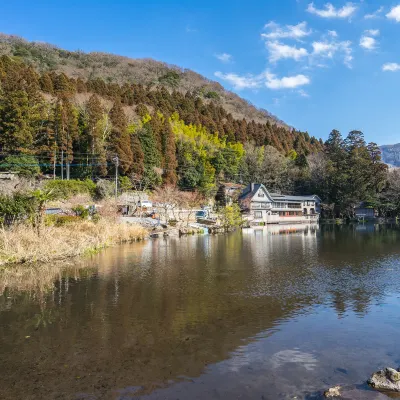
368, 367, 400, 392
324, 386, 341, 398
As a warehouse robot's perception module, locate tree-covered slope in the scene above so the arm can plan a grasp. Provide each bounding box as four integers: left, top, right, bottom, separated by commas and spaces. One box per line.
0, 34, 287, 127
0, 33, 324, 193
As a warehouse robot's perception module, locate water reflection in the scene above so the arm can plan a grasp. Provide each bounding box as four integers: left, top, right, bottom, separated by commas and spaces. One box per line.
1, 224, 400, 399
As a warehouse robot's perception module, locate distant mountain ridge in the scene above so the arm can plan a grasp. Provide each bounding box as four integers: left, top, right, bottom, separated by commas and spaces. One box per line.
380, 143, 400, 167
0, 33, 289, 128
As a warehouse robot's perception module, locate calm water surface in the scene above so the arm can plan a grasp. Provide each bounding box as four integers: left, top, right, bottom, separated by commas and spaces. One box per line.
1, 224, 400, 399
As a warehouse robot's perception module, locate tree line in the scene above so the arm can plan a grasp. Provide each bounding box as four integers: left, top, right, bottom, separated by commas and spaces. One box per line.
1, 54, 399, 218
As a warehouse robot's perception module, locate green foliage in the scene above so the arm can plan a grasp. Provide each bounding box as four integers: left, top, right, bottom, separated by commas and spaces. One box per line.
44, 179, 96, 200
0, 192, 36, 225
220, 204, 243, 228
45, 214, 80, 226
0, 154, 40, 177
158, 70, 180, 88
94, 179, 115, 199
72, 205, 90, 219
118, 176, 132, 192
204, 91, 220, 100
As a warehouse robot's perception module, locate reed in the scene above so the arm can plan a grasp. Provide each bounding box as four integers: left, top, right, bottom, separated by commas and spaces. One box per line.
0, 219, 148, 266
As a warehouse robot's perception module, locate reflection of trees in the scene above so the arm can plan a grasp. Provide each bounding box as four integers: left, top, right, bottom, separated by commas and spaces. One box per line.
1, 225, 400, 399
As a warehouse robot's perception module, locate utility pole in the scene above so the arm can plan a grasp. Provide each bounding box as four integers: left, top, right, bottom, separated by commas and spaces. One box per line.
61, 149, 64, 180
113, 155, 119, 202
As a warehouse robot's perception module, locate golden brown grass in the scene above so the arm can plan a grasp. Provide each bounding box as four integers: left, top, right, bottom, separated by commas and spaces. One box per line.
0, 219, 148, 266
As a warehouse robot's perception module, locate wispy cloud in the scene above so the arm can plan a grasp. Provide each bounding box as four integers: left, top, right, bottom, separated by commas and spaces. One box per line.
382, 63, 400, 72
214, 70, 311, 90
387, 5, 400, 22
364, 6, 384, 19
328, 30, 338, 37
307, 2, 357, 18
214, 71, 262, 90
360, 30, 379, 50
265, 72, 311, 89
262, 21, 312, 41
298, 89, 310, 98
265, 41, 309, 62
311, 38, 353, 68
215, 53, 233, 63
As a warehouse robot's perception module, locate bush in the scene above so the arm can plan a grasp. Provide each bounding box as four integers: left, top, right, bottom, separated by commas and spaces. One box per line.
0, 192, 36, 226
45, 215, 80, 226
205, 91, 220, 100
44, 179, 96, 200
94, 179, 115, 200
0, 155, 40, 178
72, 205, 90, 219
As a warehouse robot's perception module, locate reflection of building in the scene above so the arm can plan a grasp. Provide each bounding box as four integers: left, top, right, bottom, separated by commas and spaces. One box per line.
239, 184, 321, 225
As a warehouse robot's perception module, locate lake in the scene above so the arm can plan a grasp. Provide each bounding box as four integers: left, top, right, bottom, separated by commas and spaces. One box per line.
1, 224, 400, 399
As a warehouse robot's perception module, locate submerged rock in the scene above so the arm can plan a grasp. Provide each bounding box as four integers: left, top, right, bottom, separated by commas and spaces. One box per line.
324, 386, 341, 398
368, 367, 400, 392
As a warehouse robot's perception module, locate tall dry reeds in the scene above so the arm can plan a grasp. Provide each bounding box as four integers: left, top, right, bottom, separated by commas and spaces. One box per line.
0, 219, 148, 266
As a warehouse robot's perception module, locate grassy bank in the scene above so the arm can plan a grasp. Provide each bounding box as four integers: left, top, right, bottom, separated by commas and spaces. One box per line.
0, 219, 148, 266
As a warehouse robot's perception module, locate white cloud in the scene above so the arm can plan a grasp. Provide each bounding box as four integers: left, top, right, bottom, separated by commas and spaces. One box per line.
265, 72, 311, 89
365, 6, 384, 19
328, 30, 338, 37
215, 53, 233, 63
262, 21, 312, 40
214, 70, 311, 91
365, 29, 380, 36
360, 36, 377, 50
298, 89, 310, 97
382, 63, 400, 72
214, 71, 262, 89
387, 5, 400, 22
360, 30, 379, 50
266, 41, 309, 62
311, 39, 353, 68
307, 2, 357, 18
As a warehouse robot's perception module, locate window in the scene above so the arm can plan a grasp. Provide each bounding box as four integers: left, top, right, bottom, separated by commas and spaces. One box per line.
254, 211, 263, 219
288, 203, 301, 209
258, 191, 265, 198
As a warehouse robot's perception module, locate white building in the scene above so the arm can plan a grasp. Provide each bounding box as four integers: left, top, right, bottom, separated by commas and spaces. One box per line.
239, 183, 320, 225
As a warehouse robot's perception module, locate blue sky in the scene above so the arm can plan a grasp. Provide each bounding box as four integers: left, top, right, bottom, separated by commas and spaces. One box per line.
1, 0, 400, 144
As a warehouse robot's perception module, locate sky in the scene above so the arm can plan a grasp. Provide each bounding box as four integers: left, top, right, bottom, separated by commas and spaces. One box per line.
1, 0, 400, 144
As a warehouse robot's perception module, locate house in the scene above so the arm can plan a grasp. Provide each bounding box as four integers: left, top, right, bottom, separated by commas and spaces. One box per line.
238, 183, 320, 225
215, 182, 245, 206
354, 202, 377, 219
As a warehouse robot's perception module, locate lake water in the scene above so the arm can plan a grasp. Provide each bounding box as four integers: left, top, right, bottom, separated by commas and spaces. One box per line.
1, 224, 400, 399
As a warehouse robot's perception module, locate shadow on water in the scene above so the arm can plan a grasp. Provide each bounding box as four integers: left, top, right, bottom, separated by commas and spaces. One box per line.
1, 224, 400, 399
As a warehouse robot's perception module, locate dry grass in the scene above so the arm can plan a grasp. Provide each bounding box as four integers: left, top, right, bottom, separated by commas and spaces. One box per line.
0, 219, 148, 266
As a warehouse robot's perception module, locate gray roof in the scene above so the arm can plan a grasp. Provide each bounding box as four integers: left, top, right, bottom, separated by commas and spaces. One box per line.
239, 184, 320, 203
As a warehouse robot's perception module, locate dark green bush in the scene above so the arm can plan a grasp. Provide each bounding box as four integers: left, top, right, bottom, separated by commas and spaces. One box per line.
45, 215, 80, 226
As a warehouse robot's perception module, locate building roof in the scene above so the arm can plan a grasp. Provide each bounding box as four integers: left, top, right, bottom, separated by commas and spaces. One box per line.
239, 183, 320, 203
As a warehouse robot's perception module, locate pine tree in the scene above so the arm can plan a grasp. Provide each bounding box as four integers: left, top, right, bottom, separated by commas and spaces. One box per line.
109, 100, 133, 173
162, 120, 177, 185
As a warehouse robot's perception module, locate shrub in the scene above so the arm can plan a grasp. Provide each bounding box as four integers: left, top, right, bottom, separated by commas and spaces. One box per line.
94, 179, 115, 200
44, 179, 96, 200
0, 192, 36, 226
45, 215, 80, 226
72, 205, 90, 219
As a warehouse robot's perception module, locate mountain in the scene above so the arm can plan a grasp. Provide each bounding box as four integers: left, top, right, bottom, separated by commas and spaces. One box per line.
0, 33, 323, 191
0, 33, 287, 128
380, 144, 400, 168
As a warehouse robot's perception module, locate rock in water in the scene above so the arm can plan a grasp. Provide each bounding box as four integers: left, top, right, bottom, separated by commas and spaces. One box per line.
324, 386, 341, 398
368, 367, 400, 392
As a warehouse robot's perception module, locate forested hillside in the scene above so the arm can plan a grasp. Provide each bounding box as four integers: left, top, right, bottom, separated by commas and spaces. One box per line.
0, 34, 323, 193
